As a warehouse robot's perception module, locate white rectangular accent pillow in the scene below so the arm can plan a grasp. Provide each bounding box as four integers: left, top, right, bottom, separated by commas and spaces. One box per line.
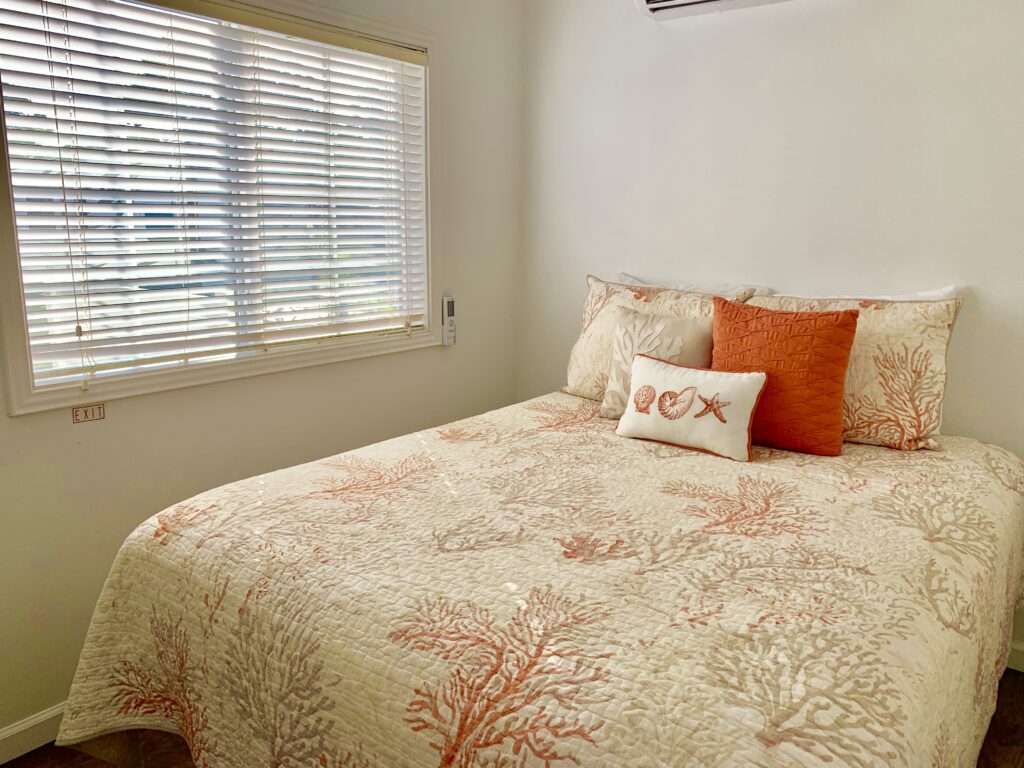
616, 356, 767, 462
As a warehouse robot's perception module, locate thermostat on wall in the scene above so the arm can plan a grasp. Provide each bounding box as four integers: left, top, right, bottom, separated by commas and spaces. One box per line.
442, 296, 456, 345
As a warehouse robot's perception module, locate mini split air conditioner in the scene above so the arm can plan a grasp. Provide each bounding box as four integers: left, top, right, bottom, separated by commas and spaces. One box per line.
637, 0, 792, 20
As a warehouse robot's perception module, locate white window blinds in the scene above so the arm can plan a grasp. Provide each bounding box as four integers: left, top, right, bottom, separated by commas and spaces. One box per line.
0, 0, 428, 390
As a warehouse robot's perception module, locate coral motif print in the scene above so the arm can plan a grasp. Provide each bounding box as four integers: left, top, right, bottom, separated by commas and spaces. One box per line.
113, 612, 213, 767
433, 515, 528, 554
555, 532, 637, 563
153, 502, 218, 547
308, 454, 436, 523
656, 387, 696, 420
437, 424, 492, 444
526, 399, 603, 434
981, 445, 1024, 494
694, 392, 730, 424
919, 559, 977, 637
702, 624, 908, 766
223, 588, 339, 768
578, 281, 614, 333
600, 312, 690, 418
871, 484, 996, 565
319, 751, 376, 768
662, 476, 812, 538
488, 463, 606, 513
389, 586, 610, 767
633, 384, 656, 414
844, 342, 945, 450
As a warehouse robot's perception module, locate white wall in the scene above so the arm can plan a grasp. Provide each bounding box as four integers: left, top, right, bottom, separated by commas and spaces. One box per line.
0, 0, 525, 734
518, 0, 1024, 460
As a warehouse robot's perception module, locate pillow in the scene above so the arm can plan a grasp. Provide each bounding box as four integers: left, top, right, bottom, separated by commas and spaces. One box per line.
567, 275, 754, 401
617, 272, 773, 297
711, 297, 859, 456
616, 355, 767, 462
598, 306, 713, 419
748, 294, 963, 450
778, 286, 959, 301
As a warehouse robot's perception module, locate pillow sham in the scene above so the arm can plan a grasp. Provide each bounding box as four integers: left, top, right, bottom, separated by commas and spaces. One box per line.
779, 286, 959, 301
598, 306, 713, 419
617, 272, 773, 297
616, 355, 767, 462
566, 275, 754, 401
712, 297, 859, 457
747, 294, 963, 450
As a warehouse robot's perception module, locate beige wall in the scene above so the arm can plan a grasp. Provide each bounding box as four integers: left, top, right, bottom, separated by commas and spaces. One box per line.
0, 0, 525, 730
518, 0, 1024, 460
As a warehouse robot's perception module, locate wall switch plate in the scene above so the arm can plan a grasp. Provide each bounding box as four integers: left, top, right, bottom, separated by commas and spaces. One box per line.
72, 404, 105, 423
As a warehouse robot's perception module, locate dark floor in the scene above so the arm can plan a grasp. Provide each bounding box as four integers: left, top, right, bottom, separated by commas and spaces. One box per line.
8, 670, 1024, 767
979, 669, 1024, 768
7, 730, 192, 768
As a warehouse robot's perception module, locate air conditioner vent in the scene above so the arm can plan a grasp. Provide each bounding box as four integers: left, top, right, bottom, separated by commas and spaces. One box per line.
638, 0, 792, 21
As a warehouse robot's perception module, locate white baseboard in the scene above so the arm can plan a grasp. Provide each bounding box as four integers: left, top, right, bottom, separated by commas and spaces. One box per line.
0, 702, 64, 764
1010, 640, 1024, 674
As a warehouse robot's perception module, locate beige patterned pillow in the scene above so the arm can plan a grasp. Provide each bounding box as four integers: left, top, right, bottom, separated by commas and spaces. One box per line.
748, 295, 963, 450
599, 306, 713, 419
566, 275, 754, 401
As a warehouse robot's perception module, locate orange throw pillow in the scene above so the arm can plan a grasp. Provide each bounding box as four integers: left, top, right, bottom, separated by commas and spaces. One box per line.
711, 297, 859, 456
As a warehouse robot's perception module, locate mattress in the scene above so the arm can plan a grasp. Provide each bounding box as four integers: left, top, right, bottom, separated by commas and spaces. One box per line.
57, 392, 1024, 767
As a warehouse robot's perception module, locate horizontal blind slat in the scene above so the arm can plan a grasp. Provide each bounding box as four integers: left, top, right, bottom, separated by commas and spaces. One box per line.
32, 296, 430, 345
32, 309, 427, 359
4, 112, 419, 155
28, 288, 429, 332
2, 0, 418, 82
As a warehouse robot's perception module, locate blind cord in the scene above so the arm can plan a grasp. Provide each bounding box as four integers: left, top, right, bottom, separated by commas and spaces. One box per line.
167, 12, 192, 366
41, 0, 91, 389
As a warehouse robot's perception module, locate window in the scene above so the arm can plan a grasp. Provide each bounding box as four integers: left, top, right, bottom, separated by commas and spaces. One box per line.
0, 0, 432, 413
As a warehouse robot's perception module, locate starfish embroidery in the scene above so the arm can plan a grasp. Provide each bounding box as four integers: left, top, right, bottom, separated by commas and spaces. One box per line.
694, 392, 730, 424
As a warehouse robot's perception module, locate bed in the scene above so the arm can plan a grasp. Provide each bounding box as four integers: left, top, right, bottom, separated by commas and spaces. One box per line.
57, 392, 1024, 767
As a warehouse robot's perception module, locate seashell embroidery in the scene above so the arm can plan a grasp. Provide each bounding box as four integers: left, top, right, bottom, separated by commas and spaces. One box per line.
657, 387, 697, 420
633, 384, 656, 415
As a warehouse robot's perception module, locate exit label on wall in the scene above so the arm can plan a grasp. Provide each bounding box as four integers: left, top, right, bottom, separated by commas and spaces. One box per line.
72, 404, 106, 424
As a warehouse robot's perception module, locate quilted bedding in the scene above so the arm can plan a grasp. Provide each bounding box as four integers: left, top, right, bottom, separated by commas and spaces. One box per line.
58, 392, 1024, 768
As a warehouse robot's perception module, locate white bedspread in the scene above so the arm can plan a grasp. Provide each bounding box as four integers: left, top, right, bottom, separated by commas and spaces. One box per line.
58, 393, 1024, 767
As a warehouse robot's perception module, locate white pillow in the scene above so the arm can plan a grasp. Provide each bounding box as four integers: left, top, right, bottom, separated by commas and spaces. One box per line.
599, 305, 712, 419
617, 272, 773, 297
771, 286, 959, 301
616, 356, 767, 462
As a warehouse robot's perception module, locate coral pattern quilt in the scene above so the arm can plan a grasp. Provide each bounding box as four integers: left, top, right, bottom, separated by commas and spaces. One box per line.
58, 393, 1024, 767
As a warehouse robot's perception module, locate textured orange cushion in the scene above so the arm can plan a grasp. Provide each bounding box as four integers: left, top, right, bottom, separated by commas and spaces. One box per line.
711, 297, 859, 456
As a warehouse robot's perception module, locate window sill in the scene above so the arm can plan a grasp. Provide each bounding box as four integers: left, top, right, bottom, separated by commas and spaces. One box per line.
4, 329, 441, 416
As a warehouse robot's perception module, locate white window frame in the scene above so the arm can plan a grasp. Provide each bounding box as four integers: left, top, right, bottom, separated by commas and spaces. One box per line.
0, 0, 441, 416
